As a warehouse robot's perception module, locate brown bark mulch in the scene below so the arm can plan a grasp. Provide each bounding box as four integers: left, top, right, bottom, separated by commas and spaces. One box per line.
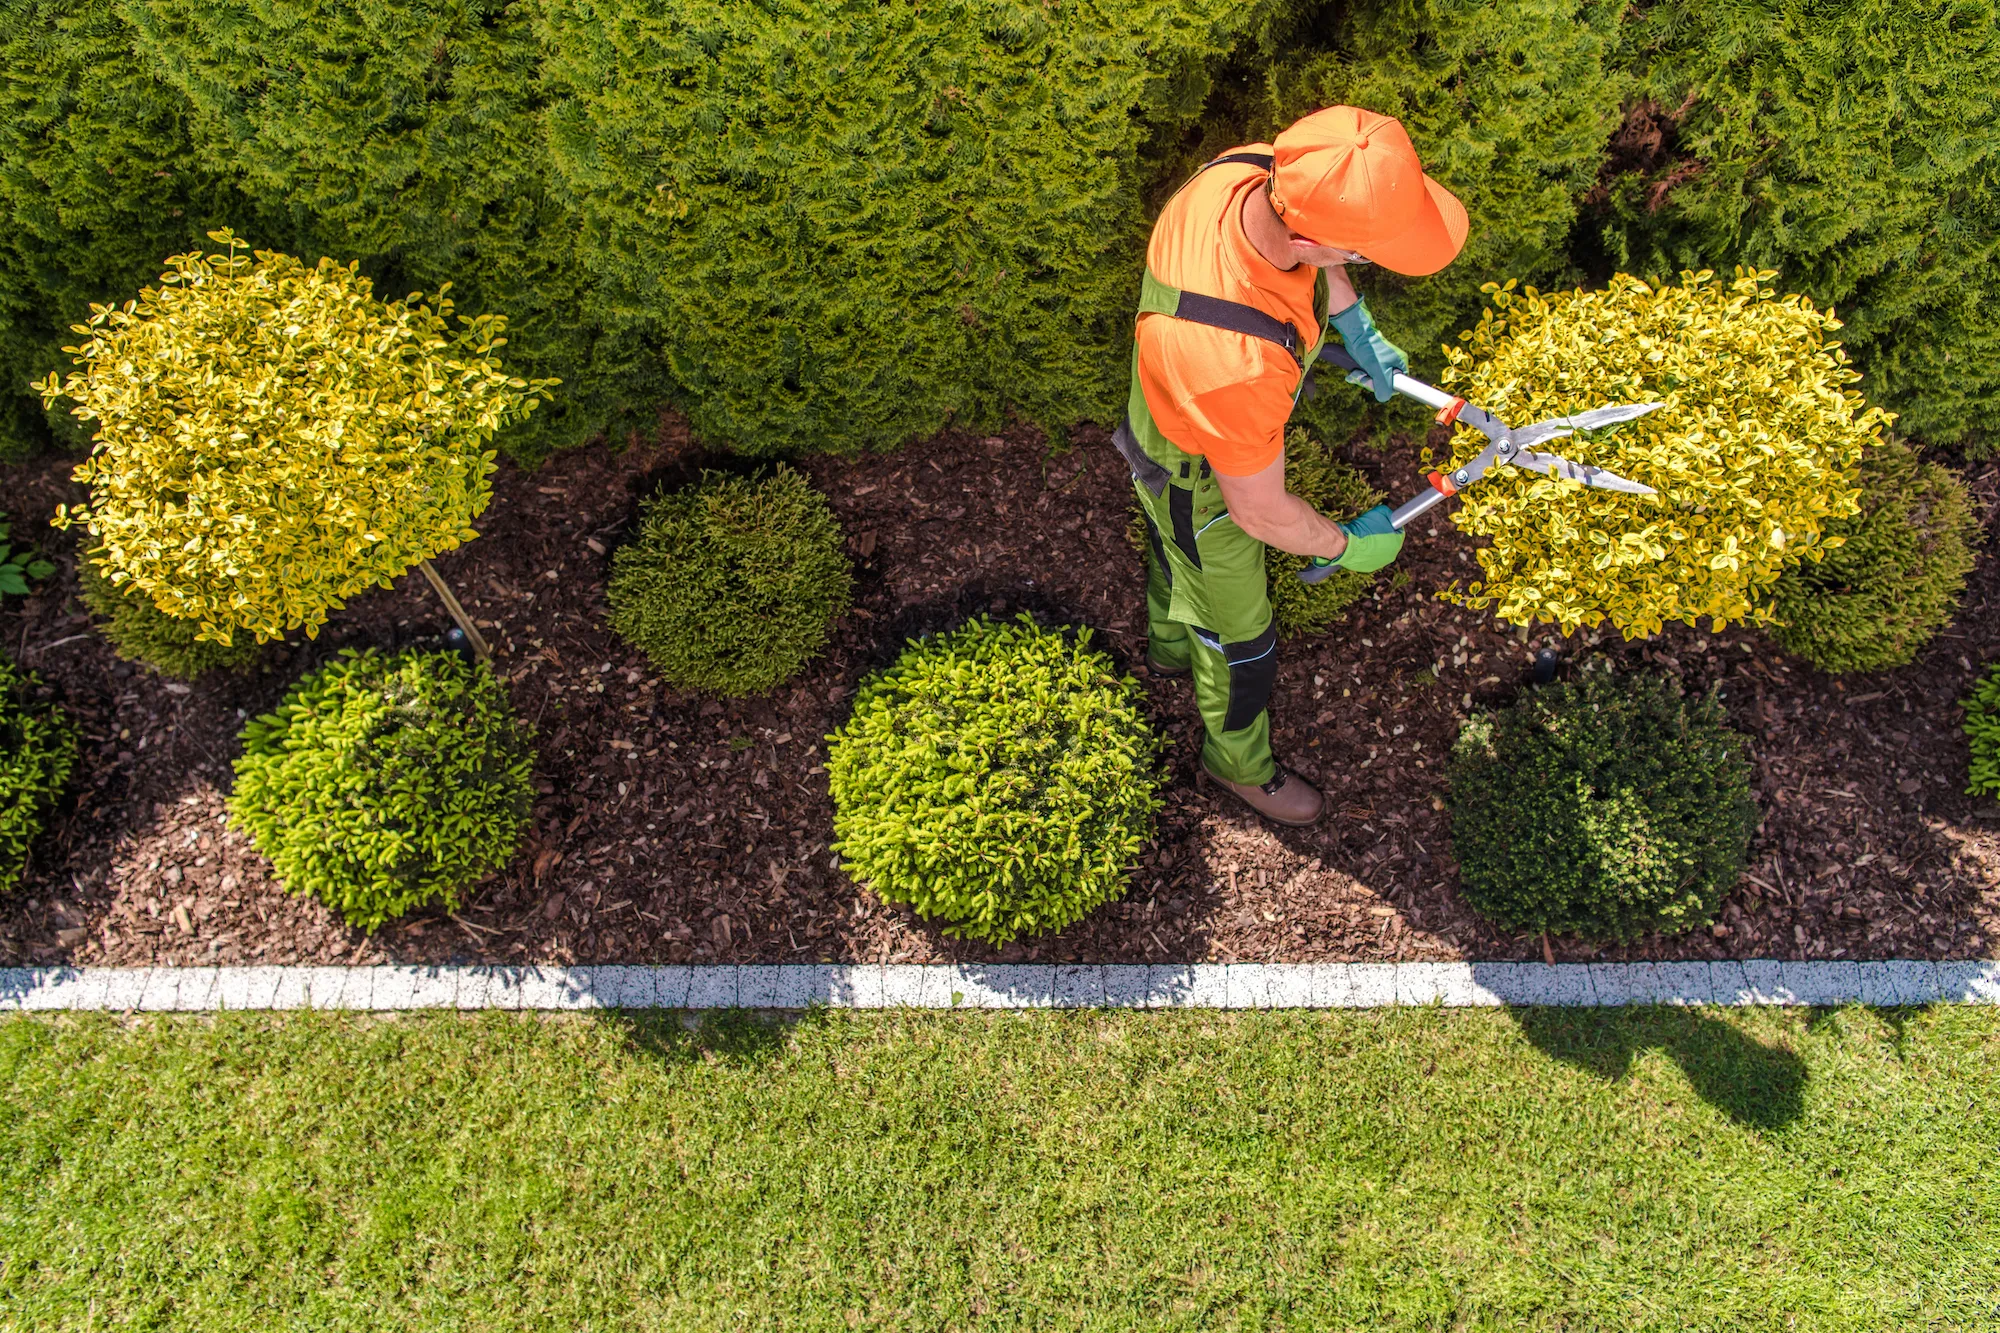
3, 415, 1995, 970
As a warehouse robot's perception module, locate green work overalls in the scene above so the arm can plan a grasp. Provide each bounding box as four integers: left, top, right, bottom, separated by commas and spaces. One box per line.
1113, 151, 1330, 788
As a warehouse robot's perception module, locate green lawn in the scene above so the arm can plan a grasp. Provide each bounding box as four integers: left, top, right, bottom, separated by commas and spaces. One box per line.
3, 1006, 1997, 1331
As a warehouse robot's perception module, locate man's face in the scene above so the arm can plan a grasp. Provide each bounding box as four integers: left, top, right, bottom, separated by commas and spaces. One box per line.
1285, 236, 1370, 270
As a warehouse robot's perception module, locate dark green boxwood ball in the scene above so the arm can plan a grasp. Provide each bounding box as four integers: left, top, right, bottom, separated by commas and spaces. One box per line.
0, 655, 77, 892
1766, 439, 1979, 673
828, 614, 1163, 945
1446, 667, 1757, 942
78, 557, 263, 680
608, 466, 853, 696
229, 648, 535, 930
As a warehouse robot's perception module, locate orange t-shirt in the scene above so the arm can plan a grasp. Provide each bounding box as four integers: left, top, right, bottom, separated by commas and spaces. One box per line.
1136, 147, 1320, 477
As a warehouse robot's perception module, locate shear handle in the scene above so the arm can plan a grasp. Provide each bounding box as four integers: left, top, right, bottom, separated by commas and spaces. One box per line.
1388, 485, 1451, 531
1313, 342, 1459, 413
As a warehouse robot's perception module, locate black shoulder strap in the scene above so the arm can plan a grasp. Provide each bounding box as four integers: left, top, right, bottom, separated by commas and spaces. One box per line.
1202, 151, 1275, 172
1154, 150, 1297, 357
1171, 291, 1299, 357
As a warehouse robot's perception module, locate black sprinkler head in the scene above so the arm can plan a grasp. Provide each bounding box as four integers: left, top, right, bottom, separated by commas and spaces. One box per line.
1532, 647, 1560, 685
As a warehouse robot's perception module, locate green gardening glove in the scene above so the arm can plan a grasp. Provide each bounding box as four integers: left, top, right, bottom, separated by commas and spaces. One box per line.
1300, 505, 1405, 582
1328, 297, 1408, 403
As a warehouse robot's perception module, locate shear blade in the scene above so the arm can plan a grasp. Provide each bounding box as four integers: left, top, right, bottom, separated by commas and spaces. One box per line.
1509, 448, 1657, 495
1511, 401, 1665, 450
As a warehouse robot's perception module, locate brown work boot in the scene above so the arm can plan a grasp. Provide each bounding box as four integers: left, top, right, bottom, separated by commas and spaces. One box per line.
1204, 763, 1325, 827
1144, 652, 1190, 679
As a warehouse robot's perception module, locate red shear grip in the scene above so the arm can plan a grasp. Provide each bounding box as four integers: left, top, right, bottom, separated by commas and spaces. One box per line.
1434, 397, 1468, 427
1426, 470, 1458, 497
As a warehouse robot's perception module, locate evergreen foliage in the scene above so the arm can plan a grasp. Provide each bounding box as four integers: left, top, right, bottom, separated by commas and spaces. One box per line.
1437, 271, 1891, 637
1591, 0, 2000, 452
119, 0, 664, 465
1447, 666, 1756, 941
0, 0, 253, 461
1966, 663, 2000, 800
77, 557, 262, 680
827, 615, 1163, 945
229, 647, 535, 930
1266, 429, 1382, 639
607, 467, 853, 697
0, 0, 1989, 466
1766, 440, 1980, 673
43, 233, 554, 644
537, 0, 1258, 456
0, 654, 77, 893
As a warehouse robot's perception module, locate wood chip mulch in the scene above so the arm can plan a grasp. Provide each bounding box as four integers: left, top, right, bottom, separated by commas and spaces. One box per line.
2, 414, 1995, 970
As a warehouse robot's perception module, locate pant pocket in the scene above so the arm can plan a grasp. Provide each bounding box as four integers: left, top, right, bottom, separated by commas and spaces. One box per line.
1194, 620, 1278, 732
1140, 509, 1172, 586
1168, 484, 1202, 569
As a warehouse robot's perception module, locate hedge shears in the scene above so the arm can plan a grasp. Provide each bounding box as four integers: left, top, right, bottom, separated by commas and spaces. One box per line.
1314, 342, 1663, 530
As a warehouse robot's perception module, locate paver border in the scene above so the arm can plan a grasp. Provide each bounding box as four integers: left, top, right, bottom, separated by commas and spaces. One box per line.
1, 961, 1995, 1011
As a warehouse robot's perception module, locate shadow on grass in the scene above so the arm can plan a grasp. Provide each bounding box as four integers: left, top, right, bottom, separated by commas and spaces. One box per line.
1511, 1006, 1808, 1132
599, 1005, 829, 1070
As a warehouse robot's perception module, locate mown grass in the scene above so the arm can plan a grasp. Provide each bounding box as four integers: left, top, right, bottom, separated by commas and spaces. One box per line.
2, 1005, 1997, 1330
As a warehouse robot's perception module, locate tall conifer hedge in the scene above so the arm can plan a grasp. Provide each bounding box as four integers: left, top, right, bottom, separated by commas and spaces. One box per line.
0, 0, 251, 461
537, 0, 1260, 455
119, 0, 667, 465
1589, 0, 2000, 452
0, 0, 1989, 463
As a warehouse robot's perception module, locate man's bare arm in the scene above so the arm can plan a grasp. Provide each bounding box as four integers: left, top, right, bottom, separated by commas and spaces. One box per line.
1213, 451, 1349, 560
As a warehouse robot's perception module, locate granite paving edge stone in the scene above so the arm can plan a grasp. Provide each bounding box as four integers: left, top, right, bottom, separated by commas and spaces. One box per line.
3, 962, 1997, 1011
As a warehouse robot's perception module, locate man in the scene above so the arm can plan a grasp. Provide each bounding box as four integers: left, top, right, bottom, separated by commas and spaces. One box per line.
1114, 105, 1467, 826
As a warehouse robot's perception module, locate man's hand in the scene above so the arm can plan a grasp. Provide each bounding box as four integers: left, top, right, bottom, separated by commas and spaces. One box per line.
1301, 505, 1404, 581
1212, 451, 1351, 560
1328, 298, 1407, 402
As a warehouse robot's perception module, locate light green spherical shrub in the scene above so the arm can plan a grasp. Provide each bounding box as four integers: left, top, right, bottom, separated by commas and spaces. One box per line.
1966, 663, 2000, 800
1766, 439, 1980, 673
0, 655, 77, 892
229, 647, 535, 930
1447, 666, 1757, 941
78, 557, 263, 679
608, 467, 852, 697
828, 614, 1163, 945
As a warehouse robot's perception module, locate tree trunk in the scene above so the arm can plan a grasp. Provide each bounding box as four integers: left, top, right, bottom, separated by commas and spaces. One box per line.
417, 558, 491, 663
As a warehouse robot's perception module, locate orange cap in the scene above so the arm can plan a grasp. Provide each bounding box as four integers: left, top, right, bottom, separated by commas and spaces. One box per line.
1268, 106, 1468, 277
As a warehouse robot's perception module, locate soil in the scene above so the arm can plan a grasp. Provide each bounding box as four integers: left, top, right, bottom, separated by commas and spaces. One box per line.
1581, 93, 1707, 215
2, 417, 1995, 970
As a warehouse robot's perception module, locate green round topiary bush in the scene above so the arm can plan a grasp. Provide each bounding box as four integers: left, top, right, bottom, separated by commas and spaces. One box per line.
1266, 429, 1384, 640
1965, 662, 2000, 800
1446, 666, 1757, 942
229, 647, 535, 930
0, 655, 77, 892
78, 557, 263, 680
1766, 439, 1980, 673
608, 466, 853, 696
828, 614, 1163, 945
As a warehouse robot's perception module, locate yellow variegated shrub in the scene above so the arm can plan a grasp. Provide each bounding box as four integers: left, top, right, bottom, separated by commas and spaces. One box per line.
1435, 270, 1891, 637
41, 232, 555, 644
